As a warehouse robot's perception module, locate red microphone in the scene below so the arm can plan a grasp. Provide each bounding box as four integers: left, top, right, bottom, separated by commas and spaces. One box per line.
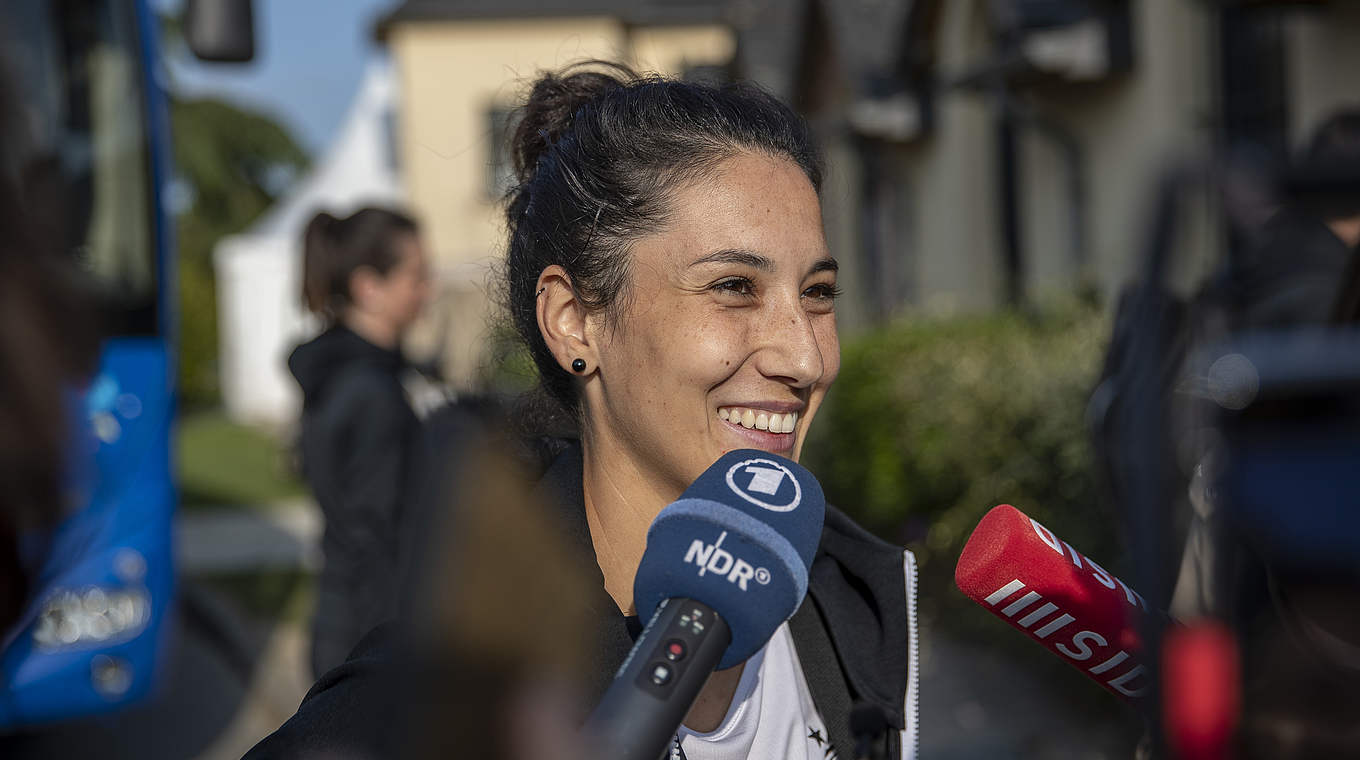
954, 504, 1152, 703
1162, 622, 1239, 760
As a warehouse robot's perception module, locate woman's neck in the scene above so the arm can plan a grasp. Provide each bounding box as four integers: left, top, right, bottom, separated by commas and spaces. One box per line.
341, 309, 400, 351
578, 429, 749, 733
579, 433, 678, 616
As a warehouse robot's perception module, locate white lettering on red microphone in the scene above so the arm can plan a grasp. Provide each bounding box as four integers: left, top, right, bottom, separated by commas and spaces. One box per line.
983, 578, 1150, 698
1056, 630, 1106, 661
1030, 520, 1065, 555
1107, 665, 1150, 698
1029, 518, 1149, 613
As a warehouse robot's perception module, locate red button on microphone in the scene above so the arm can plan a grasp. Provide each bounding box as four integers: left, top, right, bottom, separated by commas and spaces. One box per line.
664, 640, 686, 662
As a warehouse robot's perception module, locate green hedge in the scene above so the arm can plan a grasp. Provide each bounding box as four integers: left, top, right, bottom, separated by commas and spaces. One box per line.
803, 301, 1124, 638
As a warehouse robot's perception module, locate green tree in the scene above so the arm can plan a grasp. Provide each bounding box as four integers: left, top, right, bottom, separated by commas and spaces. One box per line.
170, 97, 309, 406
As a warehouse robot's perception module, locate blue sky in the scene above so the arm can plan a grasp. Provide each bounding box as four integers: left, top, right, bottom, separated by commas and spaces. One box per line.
154, 0, 401, 155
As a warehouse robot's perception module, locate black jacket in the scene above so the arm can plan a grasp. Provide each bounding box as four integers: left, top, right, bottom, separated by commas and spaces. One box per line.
289, 325, 420, 676
1228, 207, 1356, 329
245, 441, 920, 760
535, 443, 920, 760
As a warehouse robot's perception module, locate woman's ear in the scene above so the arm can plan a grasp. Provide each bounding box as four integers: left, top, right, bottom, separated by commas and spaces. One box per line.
348, 265, 383, 314
536, 266, 597, 374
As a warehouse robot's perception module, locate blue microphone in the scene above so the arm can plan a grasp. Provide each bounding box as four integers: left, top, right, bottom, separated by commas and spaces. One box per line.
585, 450, 825, 759
635, 450, 825, 667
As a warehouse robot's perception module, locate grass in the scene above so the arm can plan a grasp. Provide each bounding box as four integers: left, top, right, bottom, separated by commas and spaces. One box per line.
177, 409, 306, 511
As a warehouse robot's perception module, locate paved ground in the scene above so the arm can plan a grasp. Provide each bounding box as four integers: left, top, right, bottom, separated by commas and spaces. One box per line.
176, 501, 319, 760
919, 629, 1138, 758
177, 500, 322, 574
186, 613, 312, 760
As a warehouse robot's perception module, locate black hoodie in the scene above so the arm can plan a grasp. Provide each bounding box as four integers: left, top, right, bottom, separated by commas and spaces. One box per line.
289, 325, 420, 677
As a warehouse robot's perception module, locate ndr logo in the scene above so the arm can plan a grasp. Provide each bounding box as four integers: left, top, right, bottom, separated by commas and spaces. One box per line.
684, 531, 772, 591
724, 458, 801, 512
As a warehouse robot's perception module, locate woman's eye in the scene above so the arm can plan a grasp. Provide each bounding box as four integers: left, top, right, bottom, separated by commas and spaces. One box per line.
803, 283, 841, 302
712, 278, 756, 297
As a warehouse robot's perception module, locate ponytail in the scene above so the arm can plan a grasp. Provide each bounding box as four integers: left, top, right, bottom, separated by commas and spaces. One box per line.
302, 212, 340, 317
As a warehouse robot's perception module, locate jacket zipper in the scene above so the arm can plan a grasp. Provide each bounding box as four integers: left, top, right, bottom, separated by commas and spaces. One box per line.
902, 549, 921, 760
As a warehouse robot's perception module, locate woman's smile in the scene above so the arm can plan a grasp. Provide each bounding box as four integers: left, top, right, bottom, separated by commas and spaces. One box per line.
716, 404, 803, 453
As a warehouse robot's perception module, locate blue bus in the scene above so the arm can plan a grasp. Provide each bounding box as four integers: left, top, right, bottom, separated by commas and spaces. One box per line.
1, 0, 252, 730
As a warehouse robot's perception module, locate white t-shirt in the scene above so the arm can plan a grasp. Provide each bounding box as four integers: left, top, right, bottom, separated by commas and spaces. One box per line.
675, 622, 839, 760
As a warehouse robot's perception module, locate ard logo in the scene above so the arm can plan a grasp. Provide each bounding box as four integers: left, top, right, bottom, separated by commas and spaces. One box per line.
724, 458, 801, 512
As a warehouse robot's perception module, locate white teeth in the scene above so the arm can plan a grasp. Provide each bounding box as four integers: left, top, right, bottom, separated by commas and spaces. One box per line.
717, 407, 799, 434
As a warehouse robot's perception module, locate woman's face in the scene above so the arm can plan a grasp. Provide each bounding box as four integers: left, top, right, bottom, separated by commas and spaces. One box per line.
581, 151, 840, 497
372, 232, 432, 332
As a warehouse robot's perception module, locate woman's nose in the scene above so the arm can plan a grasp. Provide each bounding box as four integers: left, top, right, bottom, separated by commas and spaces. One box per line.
753, 301, 825, 388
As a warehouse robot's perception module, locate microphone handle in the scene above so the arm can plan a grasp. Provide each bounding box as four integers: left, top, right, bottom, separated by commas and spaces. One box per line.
585, 597, 733, 760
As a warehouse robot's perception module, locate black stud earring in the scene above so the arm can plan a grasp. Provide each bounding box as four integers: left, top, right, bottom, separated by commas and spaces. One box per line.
571, 358, 587, 373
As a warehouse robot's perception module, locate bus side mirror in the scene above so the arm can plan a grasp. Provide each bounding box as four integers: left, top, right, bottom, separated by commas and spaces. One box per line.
184, 0, 256, 63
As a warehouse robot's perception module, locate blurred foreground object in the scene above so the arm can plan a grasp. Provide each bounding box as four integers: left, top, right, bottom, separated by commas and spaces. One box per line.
403, 414, 592, 760
1227, 109, 1360, 329
1090, 108, 1360, 756
1162, 622, 1239, 760
245, 404, 591, 760
1186, 329, 1360, 758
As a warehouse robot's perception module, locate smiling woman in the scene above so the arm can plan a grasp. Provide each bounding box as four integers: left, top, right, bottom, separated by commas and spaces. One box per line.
244, 62, 919, 760
501, 62, 920, 760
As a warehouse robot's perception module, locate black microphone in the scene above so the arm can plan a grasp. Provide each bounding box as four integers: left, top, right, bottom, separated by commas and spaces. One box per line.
584, 450, 826, 760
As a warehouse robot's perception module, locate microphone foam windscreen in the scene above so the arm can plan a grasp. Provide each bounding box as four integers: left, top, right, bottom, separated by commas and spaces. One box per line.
634, 450, 825, 669
955, 504, 1151, 701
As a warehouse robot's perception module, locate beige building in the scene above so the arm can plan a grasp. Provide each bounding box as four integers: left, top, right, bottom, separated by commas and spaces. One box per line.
376, 1, 735, 389
377, 0, 1360, 387
770, 0, 1360, 323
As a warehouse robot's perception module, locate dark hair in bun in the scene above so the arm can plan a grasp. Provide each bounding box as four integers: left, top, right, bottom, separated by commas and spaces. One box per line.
502, 60, 822, 418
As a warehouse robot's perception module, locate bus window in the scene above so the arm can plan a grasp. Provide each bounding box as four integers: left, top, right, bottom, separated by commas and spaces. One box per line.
2, 0, 158, 336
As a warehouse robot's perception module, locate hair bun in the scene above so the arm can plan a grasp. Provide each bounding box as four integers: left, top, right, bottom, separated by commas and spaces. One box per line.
512, 61, 638, 184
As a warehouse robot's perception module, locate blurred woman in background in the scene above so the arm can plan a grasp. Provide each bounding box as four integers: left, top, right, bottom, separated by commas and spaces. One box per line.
289, 206, 432, 678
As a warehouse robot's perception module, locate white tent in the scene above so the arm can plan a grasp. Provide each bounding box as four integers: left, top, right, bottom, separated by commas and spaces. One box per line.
214, 59, 404, 426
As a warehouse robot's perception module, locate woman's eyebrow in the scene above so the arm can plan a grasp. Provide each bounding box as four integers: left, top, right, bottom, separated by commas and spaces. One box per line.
808, 257, 839, 276
688, 249, 774, 271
